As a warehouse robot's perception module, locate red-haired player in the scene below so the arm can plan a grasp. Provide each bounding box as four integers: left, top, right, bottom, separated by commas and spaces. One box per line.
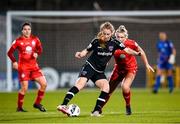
101, 25, 154, 115
7, 22, 47, 112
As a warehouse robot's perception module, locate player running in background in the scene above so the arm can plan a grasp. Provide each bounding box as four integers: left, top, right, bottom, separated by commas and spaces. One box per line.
57, 22, 141, 117
101, 25, 154, 115
7, 22, 47, 112
153, 32, 176, 93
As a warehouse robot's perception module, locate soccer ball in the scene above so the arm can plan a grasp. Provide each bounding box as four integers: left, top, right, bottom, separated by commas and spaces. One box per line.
68, 104, 80, 117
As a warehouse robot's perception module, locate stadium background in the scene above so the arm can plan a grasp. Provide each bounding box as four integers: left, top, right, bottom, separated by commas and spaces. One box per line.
0, 0, 180, 91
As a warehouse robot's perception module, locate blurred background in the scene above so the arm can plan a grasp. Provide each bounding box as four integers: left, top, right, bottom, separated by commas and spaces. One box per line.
0, 0, 180, 91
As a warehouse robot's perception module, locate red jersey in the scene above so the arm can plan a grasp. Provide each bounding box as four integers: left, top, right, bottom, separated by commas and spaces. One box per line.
7, 35, 42, 71
113, 39, 138, 71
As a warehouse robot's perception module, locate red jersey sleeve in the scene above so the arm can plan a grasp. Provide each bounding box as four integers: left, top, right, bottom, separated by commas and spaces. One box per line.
7, 40, 18, 62
35, 37, 43, 55
133, 41, 139, 51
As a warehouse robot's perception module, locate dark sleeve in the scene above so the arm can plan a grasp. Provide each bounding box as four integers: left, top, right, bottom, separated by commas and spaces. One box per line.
86, 38, 97, 51
36, 37, 43, 55
114, 39, 126, 50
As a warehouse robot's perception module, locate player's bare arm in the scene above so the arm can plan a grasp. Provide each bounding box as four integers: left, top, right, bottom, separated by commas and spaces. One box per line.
75, 49, 89, 59
124, 47, 141, 56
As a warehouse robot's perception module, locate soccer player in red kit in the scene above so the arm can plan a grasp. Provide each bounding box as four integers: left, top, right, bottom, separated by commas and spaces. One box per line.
101, 25, 154, 115
7, 22, 47, 112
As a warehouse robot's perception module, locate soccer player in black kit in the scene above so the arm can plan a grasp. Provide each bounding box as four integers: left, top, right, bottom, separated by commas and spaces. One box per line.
57, 22, 141, 117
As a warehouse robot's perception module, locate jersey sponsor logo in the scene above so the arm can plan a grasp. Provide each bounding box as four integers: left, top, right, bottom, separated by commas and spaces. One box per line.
97, 52, 112, 56
25, 46, 32, 53
109, 46, 114, 51
20, 42, 24, 45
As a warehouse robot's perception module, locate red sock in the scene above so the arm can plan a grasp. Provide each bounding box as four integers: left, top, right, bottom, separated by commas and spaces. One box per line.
34, 90, 45, 105
123, 91, 131, 106
17, 92, 25, 109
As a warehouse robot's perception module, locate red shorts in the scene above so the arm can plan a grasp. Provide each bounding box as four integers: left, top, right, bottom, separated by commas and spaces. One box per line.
108, 67, 137, 94
18, 69, 43, 82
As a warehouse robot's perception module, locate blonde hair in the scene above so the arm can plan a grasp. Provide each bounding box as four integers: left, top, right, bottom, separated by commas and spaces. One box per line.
100, 22, 115, 34
115, 25, 128, 38
97, 22, 115, 40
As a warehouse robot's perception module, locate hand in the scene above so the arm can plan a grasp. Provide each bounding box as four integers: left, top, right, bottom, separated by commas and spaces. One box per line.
75, 52, 82, 59
168, 54, 175, 64
12, 62, 18, 70
33, 53, 38, 59
146, 64, 154, 72
137, 51, 141, 56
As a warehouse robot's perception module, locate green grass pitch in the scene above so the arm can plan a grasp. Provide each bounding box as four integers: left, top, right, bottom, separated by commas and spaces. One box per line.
0, 88, 180, 123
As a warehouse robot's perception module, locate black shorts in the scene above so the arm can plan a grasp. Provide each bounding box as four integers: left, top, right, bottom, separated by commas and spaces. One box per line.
78, 63, 107, 83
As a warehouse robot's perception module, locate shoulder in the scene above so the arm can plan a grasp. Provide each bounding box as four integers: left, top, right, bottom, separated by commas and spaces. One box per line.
111, 37, 121, 43
31, 35, 39, 40
31, 35, 41, 42
167, 40, 174, 47
91, 38, 99, 42
126, 39, 136, 44
89, 38, 99, 45
126, 39, 138, 45
13, 36, 22, 44
167, 40, 173, 44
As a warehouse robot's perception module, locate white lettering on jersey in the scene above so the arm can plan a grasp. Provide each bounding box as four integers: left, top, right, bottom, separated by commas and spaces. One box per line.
97, 52, 112, 56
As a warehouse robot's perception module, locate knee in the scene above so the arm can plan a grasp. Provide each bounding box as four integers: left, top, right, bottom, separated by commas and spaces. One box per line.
42, 82, 47, 89
122, 84, 130, 93
20, 87, 28, 94
102, 83, 109, 93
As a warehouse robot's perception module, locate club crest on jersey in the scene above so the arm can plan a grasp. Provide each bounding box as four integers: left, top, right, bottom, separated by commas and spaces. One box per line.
109, 46, 114, 51
32, 40, 36, 46
120, 54, 126, 59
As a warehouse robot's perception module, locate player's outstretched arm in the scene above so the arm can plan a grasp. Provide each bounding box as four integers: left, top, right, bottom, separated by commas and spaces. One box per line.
138, 45, 154, 72
75, 49, 89, 59
124, 47, 141, 56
